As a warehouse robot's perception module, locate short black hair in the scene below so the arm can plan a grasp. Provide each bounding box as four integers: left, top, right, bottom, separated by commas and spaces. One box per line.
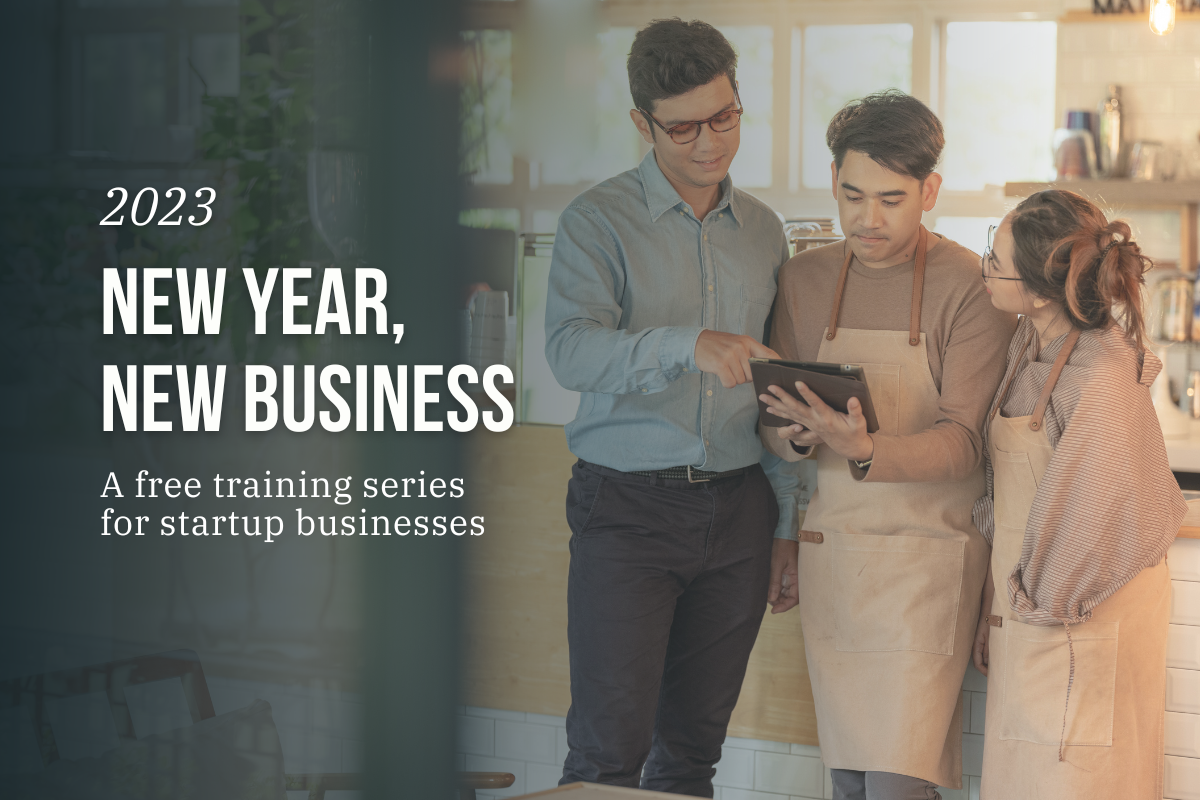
826, 90, 944, 181
627, 18, 737, 113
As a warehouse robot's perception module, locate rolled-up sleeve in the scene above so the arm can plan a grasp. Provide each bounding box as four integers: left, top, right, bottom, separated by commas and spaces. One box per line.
545, 204, 704, 395
761, 448, 802, 540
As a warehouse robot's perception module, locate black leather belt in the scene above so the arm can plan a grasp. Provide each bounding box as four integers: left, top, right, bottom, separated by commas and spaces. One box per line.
627, 465, 749, 483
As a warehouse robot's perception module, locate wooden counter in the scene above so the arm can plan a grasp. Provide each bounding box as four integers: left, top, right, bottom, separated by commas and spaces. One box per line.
463, 424, 818, 745
462, 424, 1199, 743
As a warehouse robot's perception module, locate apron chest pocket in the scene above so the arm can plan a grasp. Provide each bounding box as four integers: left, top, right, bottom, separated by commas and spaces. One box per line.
831, 532, 964, 655
995, 619, 1119, 747
992, 447, 1039, 532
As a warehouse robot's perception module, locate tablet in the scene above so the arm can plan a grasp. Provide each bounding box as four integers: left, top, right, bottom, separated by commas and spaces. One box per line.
749, 358, 880, 433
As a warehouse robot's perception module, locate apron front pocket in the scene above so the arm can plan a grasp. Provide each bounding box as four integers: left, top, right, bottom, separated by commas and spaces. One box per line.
992, 446, 1039, 531
831, 531, 965, 655
996, 619, 1119, 747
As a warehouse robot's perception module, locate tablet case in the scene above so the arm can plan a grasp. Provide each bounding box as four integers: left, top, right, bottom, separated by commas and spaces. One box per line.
750, 358, 880, 433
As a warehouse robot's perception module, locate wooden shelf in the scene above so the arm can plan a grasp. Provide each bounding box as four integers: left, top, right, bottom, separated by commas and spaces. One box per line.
1180, 526, 1200, 540
1004, 180, 1200, 206
1004, 180, 1200, 270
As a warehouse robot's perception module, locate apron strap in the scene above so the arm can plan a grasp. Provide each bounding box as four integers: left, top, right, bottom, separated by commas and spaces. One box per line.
826, 225, 928, 347
989, 335, 1035, 422
907, 226, 928, 346
1029, 328, 1081, 432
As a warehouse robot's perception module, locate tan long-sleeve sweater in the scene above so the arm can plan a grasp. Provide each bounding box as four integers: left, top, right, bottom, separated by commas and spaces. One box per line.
763, 233, 1017, 482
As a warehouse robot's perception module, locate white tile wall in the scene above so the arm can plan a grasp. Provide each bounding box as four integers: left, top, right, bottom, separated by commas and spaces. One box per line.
1056, 18, 1200, 266
463, 538, 1200, 798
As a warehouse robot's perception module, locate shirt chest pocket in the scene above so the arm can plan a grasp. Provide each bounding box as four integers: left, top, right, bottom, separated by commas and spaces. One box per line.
739, 283, 776, 342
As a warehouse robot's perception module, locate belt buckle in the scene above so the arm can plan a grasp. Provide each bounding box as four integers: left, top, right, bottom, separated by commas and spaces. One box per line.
687, 465, 711, 483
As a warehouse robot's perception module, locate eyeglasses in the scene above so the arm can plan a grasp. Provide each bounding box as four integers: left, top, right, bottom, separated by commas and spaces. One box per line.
981, 225, 1022, 282
638, 86, 744, 145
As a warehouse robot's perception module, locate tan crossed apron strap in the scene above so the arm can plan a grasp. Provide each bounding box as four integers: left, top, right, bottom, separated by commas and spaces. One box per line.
827, 226, 928, 346
1029, 328, 1081, 432
990, 335, 1035, 422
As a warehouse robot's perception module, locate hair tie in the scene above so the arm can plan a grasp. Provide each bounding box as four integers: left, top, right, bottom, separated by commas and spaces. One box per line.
1099, 232, 1124, 263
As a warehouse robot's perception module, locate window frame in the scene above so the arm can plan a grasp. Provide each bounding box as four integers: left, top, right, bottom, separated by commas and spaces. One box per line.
461, 0, 1060, 237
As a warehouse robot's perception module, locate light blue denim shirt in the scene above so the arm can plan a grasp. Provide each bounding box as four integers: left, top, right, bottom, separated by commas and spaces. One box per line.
545, 149, 801, 539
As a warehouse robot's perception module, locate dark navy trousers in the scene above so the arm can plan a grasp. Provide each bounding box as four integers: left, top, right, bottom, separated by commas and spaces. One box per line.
559, 459, 777, 797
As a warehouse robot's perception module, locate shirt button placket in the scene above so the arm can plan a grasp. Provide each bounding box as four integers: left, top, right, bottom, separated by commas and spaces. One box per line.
701, 219, 714, 464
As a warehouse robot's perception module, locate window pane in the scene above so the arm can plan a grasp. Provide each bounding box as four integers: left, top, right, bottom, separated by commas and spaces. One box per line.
540, 27, 640, 186
461, 30, 513, 184
520, 240, 581, 424
591, 27, 641, 182
720, 26, 773, 189
941, 22, 1057, 191
932, 216, 1003, 256
83, 33, 166, 157
802, 25, 912, 188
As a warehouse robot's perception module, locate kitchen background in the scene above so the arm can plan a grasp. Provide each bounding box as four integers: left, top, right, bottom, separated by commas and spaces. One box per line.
454, 2, 1200, 800
2, 0, 1199, 798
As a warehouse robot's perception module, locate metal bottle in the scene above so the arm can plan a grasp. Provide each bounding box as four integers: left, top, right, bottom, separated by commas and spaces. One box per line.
1098, 85, 1123, 178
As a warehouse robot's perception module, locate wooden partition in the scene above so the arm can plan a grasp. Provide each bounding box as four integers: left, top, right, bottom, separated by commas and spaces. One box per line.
463, 424, 818, 745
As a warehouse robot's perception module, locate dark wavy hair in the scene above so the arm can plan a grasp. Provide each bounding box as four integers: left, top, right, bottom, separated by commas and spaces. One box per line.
627, 18, 737, 114
1009, 190, 1153, 349
826, 90, 944, 181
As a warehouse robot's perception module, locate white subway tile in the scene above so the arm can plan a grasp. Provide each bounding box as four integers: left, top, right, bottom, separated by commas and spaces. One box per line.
727, 735, 792, 754
962, 663, 987, 693
1169, 625, 1200, 671
1168, 711, 1200, 758
464, 755, 525, 798
1170, 668, 1200, 714
961, 691, 971, 734
1174, 582, 1200, 627
1124, 84, 1175, 116
275, 723, 341, 774
337, 701, 363, 738
341, 737, 363, 772
969, 775, 981, 800
1165, 754, 1200, 800
457, 714, 495, 756
494, 720, 558, 764
1171, 539, 1200, 582
713, 747, 756, 789
970, 693, 987, 736
1060, 24, 1104, 55
525, 712, 566, 727
465, 706, 526, 721
723, 789, 792, 800
937, 783, 967, 800
823, 767, 833, 799
962, 733, 984, 777
556, 726, 570, 765
789, 743, 821, 759
754, 752, 825, 797
525, 762, 563, 794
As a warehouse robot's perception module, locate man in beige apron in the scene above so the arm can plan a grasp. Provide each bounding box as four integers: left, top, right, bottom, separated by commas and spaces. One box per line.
760, 91, 1016, 799
981, 329, 1170, 798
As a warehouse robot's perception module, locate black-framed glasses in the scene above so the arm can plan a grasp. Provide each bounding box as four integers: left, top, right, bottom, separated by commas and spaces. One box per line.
638, 86, 744, 145
981, 225, 1022, 282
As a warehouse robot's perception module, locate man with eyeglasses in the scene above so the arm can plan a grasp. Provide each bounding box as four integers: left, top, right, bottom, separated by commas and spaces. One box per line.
545, 17, 800, 796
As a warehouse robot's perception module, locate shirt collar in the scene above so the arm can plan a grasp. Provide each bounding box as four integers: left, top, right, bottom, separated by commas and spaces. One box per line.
639, 148, 740, 225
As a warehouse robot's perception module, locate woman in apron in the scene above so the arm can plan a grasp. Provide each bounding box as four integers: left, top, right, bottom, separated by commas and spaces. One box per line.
972, 189, 1185, 798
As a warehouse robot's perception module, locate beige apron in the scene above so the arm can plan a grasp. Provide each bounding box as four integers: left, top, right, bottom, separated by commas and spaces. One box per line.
797, 227, 990, 789
980, 330, 1170, 800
